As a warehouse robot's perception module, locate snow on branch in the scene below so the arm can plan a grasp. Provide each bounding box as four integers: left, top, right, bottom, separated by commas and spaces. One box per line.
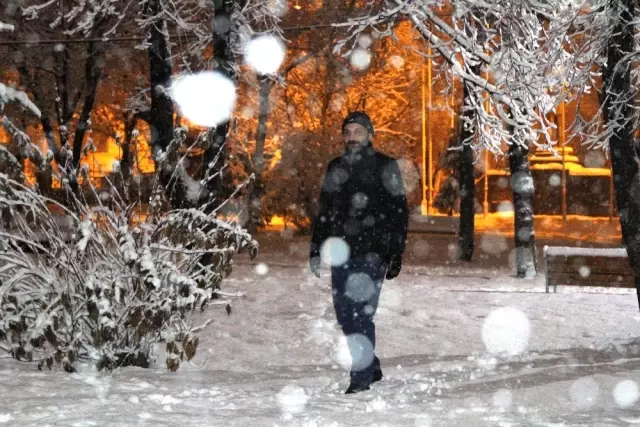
22, 0, 125, 37
330, 0, 594, 154
0, 83, 41, 118
0, 22, 15, 32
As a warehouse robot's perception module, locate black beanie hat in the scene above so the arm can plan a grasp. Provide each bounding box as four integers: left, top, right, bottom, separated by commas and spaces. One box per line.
342, 111, 374, 136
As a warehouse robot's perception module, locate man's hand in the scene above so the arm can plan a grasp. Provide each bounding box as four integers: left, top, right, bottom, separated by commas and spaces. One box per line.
310, 256, 321, 278
385, 254, 402, 280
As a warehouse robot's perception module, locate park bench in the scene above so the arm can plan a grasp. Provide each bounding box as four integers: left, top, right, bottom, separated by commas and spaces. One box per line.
544, 246, 635, 292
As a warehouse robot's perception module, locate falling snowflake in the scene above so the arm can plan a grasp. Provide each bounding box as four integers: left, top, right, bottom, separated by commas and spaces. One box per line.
497, 201, 514, 213
389, 55, 405, 69
320, 237, 350, 267
397, 158, 420, 193
411, 240, 431, 257
570, 377, 600, 410
480, 233, 508, 255
266, 0, 288, 17
350, 48, 371, 71
245, 35, 286, 75
584, 150, 606, 168
255, 263, 269, 275
511, 171, 534, 194
345, 272, 377, 302
330, 95, 346, 112
351, 192, 369, 209
482, 307, 531, 355
613, 379, 639, 408
171, 71, 236, 128
357, 34, 373, 49
335, 333, 375, 372
578, 265, 591, 278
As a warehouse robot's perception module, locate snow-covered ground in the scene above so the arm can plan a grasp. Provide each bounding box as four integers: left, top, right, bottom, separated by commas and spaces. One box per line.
2, 233, 640, 426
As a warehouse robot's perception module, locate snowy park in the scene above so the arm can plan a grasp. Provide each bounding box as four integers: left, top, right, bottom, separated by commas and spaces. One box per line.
0, 231, 640, 426
4, 0, 640, 426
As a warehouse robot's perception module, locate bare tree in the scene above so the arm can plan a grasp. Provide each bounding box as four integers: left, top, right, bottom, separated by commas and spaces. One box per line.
4, 0, 126, 200
332, 1, 575, 276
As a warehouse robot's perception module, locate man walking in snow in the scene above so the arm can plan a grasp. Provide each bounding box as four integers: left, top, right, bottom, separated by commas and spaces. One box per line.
309, 111, 409, 394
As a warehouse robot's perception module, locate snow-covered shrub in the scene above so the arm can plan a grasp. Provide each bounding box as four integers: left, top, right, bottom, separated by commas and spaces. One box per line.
0, 174, 257, 372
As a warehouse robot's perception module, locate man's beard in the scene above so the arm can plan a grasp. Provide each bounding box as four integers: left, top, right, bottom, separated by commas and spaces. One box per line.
345, 140, 365, 153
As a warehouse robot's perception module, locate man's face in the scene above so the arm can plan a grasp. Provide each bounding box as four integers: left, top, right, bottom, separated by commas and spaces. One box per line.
343, 123, 370, 153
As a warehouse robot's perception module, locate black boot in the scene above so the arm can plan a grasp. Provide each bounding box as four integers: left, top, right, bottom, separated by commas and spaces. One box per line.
372, 366, 383, 384
372, 356, 383, 384
345, 382, 370, 394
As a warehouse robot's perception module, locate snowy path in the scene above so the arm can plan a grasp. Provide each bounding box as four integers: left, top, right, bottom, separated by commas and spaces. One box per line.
1, 255, 640, 426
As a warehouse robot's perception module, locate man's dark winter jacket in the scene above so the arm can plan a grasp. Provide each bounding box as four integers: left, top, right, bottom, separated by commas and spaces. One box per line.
310, 142, 409, 263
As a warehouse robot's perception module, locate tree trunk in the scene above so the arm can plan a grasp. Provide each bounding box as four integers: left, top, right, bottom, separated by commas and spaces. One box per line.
72, 41, 105, 169
509, 140, 537, 278
458, 109, 475, 261
457, 61, 481, 261
201, 0, 236, 210
145, 0, 195, 209
67, 41, 105, 200
246, 76, 272, 233
115, 113, 138, 202
603, 0, 640, 309
17, 68, 56, 195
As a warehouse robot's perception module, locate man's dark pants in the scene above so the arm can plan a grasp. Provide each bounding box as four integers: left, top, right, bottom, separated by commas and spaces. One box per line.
331, 256, 386, 387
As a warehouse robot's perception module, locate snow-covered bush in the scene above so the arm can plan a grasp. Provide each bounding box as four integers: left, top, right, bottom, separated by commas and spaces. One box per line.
0, 174, 257, 372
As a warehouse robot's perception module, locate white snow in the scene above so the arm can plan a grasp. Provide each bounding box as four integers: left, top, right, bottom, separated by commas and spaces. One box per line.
170, 71, 236, 128
1, 237, 640, 426
0, 83, 41, 117
544, 246, 629, 257
276, 385, 309, 414
0, 22, 15, 32
244, 35, 286, 75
